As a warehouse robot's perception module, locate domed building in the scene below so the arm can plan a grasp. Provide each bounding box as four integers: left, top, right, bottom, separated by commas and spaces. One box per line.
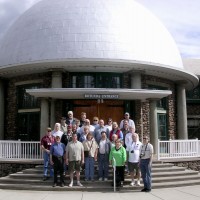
0, 0, 199, 153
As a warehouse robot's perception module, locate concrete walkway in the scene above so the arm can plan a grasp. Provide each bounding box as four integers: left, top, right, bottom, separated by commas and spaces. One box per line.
0, 186, 200, 200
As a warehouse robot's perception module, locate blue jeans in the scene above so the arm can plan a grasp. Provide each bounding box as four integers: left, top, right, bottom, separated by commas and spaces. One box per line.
140, 158, 151, 190
98, 154, 109, 178
85, 157, 95, 180
43, 152, 53, 177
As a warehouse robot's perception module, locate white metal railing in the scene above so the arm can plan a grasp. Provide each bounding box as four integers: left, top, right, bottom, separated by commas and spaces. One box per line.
158, 139, 200, 160
1, 139, 200, 161
0, 140, 42, 160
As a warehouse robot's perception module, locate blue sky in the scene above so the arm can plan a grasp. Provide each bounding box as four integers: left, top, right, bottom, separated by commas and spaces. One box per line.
0, 0, 199, 58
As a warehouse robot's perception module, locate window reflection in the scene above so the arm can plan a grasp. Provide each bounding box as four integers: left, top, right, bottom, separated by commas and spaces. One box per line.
71, 73, 121, 88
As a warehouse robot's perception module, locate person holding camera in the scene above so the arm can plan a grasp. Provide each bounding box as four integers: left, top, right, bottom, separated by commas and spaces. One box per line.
126, 133, 142, 186
139, 134, 153, 192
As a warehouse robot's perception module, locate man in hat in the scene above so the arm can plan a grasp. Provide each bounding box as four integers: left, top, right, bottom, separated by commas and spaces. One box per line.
40, 127, 54, 181
66, 111, 77, 126
50, 135, 65, 187
120, 112, 135, 129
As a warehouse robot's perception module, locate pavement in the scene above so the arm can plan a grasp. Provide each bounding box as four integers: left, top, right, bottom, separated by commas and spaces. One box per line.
0, 186, 200, 200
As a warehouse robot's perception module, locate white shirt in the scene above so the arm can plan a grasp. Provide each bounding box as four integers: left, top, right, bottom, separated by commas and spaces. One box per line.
52, 130, 63, 138
125, 132, 133, 147
99, 140, 106, 154
105, 125, 112, 132
120, 119, 135, 129
139, 143, 154, 159
126, 141, 142, 163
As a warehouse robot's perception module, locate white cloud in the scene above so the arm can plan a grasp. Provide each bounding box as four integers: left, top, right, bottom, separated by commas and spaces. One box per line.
136, 0, 200, 58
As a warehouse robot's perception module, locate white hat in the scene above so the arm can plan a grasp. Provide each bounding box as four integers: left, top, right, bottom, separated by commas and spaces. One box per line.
68, 111, 73, 115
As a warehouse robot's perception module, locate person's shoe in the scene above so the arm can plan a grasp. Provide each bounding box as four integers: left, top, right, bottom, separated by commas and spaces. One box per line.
99, 177, 103, 181
91, 179, 95, 182
77, 182, 83, 187
69, 182, 73, 187
141, 188, 147, 192
84, 178, 88, 181
104, 178, 108, 181
130, 182, 134, 186
43, 176, 47, 181
61, 183, 65, 187
145, 189, 151, 192
52, 183, 57, 187
136, 180, 141, 186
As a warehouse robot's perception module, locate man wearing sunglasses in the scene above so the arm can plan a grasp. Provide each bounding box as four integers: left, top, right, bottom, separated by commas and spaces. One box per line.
139, 134, 153, 192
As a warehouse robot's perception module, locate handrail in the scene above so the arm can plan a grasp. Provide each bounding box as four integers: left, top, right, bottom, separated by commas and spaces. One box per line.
112, 157, 116, 192
1, 139, 200, 161
158, 139, 200, 160
0, 140, 43, 160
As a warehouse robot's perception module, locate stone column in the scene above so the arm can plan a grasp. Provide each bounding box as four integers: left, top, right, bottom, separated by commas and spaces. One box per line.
0, 80, 4, 140
177, 83, 188, 139
149, 99, 158, 155
131, 72, 141, 89
40, 98, 49, 139
51, 71, 62, 127
131, 72, 142, 137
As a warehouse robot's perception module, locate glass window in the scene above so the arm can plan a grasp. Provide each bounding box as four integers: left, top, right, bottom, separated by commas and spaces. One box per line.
17, 112, 40, 141
147, 85, 167, 109
17, 84, 41, 109
72, 75, 95, 88
187, 85, 200, 103
70, 73, 121, 88
157, 113, 168, 140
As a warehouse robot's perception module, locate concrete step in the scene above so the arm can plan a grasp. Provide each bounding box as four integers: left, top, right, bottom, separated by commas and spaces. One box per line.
1, 161, 199, 191
22, 165, 186, 175
1, 179, 200, 191
2, 173, 200, 185
10, 169, 192, 180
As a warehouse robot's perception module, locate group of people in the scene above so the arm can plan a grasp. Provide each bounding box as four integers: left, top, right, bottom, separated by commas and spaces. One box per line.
40, 111, 154, 192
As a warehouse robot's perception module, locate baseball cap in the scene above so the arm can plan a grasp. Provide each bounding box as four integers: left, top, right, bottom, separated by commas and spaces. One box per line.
124, 112, 129, 116
68, 111, 73, 115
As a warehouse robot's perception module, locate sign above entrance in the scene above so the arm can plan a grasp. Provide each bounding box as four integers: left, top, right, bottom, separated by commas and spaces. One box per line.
84, 94, 119, 99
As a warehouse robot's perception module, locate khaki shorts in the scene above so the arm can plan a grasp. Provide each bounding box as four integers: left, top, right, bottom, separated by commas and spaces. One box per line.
128, 162, 140, 174
68, 161, 81, 173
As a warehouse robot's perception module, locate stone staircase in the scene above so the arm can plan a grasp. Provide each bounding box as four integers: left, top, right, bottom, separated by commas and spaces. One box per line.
0, 161, 200, 191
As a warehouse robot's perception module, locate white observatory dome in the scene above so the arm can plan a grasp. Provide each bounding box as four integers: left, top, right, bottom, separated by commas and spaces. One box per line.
0, 0, 183, 69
